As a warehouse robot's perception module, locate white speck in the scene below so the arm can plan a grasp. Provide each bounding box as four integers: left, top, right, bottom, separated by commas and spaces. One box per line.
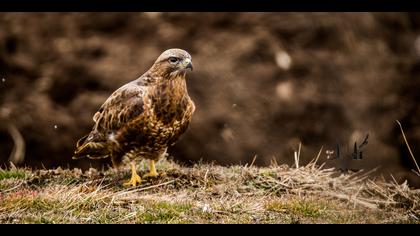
232, 104, 237, 108
54, 125, 58, 129
326, 150, 334, 159
108, 133, 116, 142
275, 51, 292, 70
202, 204, 212, 213
1, 78, 5, 83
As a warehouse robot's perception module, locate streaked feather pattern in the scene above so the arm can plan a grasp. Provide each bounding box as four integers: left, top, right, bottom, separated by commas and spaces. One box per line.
73, 49, 195, 166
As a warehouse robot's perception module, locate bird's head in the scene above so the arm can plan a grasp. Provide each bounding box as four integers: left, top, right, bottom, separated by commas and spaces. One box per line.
149, 48, 193, 78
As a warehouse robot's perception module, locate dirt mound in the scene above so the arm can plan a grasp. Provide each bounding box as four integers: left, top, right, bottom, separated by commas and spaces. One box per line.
0, 13, 419, 186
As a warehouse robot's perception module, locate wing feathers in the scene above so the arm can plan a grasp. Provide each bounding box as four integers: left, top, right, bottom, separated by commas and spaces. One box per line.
73, 83, 146, 160
95, 83, 145, 132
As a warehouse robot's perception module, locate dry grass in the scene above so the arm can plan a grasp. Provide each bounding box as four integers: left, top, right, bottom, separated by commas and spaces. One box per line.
0, 158, 419, 224
396, 120, 420, 176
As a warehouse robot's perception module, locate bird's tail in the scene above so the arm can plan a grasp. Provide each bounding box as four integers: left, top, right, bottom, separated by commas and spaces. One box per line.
72, 132, 110, 160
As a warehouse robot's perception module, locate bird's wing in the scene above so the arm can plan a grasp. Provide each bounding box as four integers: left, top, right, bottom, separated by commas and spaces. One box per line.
74, 82, 146, 159
93, 82, 146, 134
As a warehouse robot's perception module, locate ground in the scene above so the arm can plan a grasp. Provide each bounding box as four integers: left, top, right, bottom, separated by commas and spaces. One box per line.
0, 158, 419, 224
2, 13, 420, 188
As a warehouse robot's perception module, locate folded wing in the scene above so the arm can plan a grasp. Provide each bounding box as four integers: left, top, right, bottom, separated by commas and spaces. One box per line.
73, 82, 146, 159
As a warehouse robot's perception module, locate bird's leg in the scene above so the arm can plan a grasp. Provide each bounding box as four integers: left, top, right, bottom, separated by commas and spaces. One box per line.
123, 162, 142, 187
143, 160, 159, 178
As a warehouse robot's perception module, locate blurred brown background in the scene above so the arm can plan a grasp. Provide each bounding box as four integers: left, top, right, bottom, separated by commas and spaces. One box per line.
0, 13, 419, 186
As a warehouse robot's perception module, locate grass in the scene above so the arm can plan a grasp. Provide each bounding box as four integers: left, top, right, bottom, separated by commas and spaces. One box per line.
0, 168, 28, 181
0, 158, 419, 224
266, 199, 325, 218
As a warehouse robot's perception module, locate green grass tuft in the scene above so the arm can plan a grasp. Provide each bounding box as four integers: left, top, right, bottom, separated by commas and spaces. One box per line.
136, 201, 193, 223
0, 169, 27, 180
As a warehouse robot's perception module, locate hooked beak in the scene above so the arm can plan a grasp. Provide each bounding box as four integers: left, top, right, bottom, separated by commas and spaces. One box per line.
183, 58, 193, 71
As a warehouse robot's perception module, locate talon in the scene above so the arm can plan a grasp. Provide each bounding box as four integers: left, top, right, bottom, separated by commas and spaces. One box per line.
123, 163, 142, 187
143, 160, 159, 178
143, 172, 159, 178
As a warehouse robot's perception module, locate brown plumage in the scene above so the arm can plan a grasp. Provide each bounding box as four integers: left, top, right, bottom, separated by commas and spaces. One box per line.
73, 49, 195, 185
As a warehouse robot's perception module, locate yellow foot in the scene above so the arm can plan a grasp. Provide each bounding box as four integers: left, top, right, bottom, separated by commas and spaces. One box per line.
123, 173, 141, 187
123, 163, 142, 187
143, 171, 159, 178
142, 160, 160, 178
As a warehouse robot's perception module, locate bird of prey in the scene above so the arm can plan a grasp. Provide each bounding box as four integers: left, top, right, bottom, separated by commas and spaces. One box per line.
73, 48, 195, 187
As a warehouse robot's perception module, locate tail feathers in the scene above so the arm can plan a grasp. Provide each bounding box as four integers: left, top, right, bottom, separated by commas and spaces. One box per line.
72, 141, 109, 159
76, 134, 89, 148
73, 133, 109, 160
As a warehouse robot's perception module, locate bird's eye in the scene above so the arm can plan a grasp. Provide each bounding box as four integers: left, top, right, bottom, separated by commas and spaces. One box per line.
168, 57, 179, 64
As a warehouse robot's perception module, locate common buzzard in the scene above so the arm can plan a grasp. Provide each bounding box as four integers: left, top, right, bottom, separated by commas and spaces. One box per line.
73, 48, 195, 186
